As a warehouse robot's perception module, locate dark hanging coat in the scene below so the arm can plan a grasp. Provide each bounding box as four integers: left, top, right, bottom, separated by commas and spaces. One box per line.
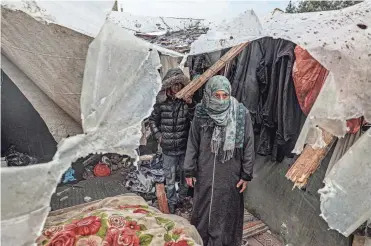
184, 110, 255, 246
226, 37, 303, 162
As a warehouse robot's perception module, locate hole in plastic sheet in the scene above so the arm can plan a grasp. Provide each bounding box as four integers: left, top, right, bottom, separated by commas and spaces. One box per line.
357, 24, 368, 30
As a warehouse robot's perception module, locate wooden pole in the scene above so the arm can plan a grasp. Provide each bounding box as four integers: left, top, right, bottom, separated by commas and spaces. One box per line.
175, 42, 249, 99
155, 183, 170, 214
286, 129, 336, 189
352, 235, 365, 246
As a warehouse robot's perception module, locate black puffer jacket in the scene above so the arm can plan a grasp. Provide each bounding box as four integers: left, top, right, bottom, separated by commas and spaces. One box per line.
149, 68, 195, 156
149, 99, 194, 155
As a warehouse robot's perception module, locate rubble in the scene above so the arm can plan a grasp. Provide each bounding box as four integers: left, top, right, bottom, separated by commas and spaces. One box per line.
108, 11, 210, 53
136, 27, 209, 53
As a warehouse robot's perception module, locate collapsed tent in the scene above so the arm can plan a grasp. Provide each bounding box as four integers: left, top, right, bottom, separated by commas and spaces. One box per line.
0, 5, 170, 245
1, 1, 371, 245
186, 1, 371, 242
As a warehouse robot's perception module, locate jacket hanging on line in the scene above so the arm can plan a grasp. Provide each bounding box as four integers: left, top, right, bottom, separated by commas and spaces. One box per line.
226, 37, 304, 162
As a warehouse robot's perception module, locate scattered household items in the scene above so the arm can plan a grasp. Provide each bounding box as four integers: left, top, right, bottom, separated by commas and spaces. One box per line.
4, 145, 38, 167
56, 188, 70, 197
62, 168, 77, 184
60, 153, 135, 185
123, 153, 165, 200
37, 194, 203, 246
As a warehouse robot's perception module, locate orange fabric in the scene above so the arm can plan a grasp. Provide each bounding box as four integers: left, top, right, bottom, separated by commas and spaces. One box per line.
293, 46, 329, 115
293, 46, 364, 134
346, 118, 364, 134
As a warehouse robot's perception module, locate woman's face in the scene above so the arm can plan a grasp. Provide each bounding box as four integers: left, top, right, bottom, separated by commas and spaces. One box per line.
214, 90, 230, 101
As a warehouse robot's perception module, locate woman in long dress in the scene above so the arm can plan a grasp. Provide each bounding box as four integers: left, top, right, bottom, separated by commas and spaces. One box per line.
184, 75, 255, 246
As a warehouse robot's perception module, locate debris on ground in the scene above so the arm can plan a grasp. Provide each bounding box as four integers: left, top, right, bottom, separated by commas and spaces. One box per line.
83, 196, 92, 203
4, 145, 38, 167
123, 153, 164, 199
59, 196, 68, 202
60, 153, 135, 185
56, 188, 70, 197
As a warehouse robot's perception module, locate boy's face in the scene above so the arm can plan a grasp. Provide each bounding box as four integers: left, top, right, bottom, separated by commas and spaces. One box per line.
171, 83, 182, 94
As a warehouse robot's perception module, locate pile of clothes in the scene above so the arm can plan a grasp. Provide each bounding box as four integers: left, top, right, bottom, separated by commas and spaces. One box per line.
123, 153, 165, 200
4, 145, 38, 167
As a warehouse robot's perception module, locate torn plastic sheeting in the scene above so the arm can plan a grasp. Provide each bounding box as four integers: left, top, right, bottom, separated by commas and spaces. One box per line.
190, 2, 371, 154
0, 20, 162, 246
190, 9, 263, 55
1, 0, 115, 37
319, 128, 371, 237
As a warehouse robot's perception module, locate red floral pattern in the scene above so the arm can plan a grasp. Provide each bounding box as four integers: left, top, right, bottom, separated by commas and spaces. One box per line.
104, 228, 140, 246
174, 240, 189, 246
43, 226, 63, 238
109, 215, 126, 228
125, 221, 140, 231
37, 199, 199, 246
47, 230, 76, 246
73, 216, 101, 236
172, 228, 184, 235
133, 208, 149, 214
165, 240, 190, 246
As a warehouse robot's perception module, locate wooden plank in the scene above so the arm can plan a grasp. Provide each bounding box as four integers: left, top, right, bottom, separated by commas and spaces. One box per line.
253, 232, 284, 246
175, 42, 249, 99
246, 237, 264, 246
155, 183, 170, 214
286, 129, 336, 189
352, 235, 366, 246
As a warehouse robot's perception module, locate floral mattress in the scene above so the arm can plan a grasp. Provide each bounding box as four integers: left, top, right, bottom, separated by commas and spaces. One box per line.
37, 194, 202, 246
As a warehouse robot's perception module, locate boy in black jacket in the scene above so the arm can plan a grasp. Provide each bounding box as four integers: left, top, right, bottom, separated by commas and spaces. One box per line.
149, 68, 195, 213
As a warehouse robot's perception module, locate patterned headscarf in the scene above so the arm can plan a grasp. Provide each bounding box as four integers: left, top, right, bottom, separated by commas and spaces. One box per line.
196, 75, 246, 162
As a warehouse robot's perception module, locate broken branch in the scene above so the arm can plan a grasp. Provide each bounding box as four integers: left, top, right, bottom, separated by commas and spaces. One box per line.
286, 129, 336, 189
176, 42, 249, 99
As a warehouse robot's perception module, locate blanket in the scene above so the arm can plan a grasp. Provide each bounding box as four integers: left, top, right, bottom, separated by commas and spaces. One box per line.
37, 194, 202, 246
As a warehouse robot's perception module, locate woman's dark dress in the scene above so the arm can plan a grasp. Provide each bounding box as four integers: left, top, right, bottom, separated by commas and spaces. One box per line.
184, 110, 255, 246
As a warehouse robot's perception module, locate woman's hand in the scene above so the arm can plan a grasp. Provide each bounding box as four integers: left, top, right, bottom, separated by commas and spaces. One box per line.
236, 179, 248, 193
186, 177, 196, 187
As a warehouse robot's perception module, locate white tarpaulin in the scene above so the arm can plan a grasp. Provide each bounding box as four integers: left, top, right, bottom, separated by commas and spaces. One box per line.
1, 0, 114, 38
190, 2, 371, 153
190, 9, 263, 55
1, 20, 162, 245
319, 128, 371, 236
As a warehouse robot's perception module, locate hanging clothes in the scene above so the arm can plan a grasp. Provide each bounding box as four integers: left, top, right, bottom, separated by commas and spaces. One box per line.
226, 37, 303, 162
293, 46, 329, 115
